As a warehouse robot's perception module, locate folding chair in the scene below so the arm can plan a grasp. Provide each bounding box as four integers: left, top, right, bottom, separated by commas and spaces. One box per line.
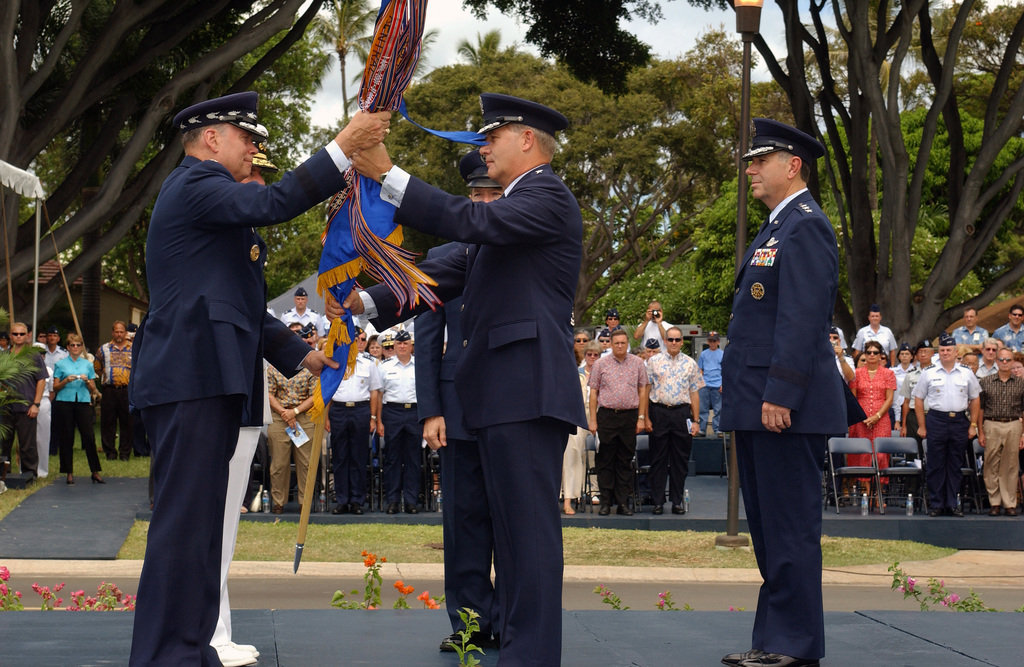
583, 433, 599, 513
874, 437, 927, 513
422, 446, 441, 512
960, 438, 985, 513
825, 437, 883, 515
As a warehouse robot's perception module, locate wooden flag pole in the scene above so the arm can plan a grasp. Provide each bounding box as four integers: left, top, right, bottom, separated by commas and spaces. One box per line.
293, 417, 327, 573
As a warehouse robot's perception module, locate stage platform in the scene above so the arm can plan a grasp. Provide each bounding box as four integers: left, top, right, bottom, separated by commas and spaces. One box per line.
2, 608, 1021, 666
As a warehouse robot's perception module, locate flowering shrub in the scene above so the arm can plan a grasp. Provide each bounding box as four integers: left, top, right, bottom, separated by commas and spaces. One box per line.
331, 551, 443, 611
67, 582, 136, 612
889, 562, 996, 612
655, 590, 692, 611
31, 582, 65, 610
0, 565, 24, 611
593, 585, 629, 610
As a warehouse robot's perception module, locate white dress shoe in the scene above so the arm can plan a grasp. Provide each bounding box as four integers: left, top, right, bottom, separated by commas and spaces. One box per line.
230, 641, 260, 658
214, 643, 258, 667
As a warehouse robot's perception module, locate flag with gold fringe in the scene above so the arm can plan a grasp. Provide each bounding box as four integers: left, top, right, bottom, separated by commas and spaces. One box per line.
310, 0, 482, 420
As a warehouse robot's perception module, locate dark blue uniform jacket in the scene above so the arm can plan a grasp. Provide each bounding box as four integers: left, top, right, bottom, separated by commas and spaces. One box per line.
720, 190, 846, 434
368, 166, 587, 432
131, 150, 344, 426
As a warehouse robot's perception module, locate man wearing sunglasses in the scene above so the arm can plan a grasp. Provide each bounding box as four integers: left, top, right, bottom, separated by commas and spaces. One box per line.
0, 323, 47, 481
993, 304, 1024, 352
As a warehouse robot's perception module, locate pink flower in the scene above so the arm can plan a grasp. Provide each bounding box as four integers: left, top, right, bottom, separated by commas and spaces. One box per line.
897, 585, 905, 593
906, 578, 916, 593
728, 606, 738, 612
0, 583, 7, 595
0, 566, 9, 581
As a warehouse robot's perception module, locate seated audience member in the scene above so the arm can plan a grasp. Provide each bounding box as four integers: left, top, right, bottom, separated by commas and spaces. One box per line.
977, 340, 1000, 378
951, 307, 989, 351
993, 304, 1024, 352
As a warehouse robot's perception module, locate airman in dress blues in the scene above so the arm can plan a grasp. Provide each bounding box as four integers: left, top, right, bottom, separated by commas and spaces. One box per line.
343, 92, 587, 666
720, 118, 845, 667
128, 91, 389, 666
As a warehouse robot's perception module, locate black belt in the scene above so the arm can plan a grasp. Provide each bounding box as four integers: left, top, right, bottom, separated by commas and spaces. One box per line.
339, 400, 370, 408
927, 411, 967, 420
598, 407, 638, 413
652, 402, 689, 410
986, 417, 1020, 423
385, 402, 417, 409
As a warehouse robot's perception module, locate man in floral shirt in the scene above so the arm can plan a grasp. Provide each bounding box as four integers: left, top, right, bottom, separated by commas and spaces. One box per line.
644, 326, 703, 514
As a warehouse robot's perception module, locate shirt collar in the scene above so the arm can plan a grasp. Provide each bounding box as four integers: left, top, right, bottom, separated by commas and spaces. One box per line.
769, 187, 808, 223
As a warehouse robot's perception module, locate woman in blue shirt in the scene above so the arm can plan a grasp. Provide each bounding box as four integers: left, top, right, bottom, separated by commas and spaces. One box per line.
53, 333, 103, 485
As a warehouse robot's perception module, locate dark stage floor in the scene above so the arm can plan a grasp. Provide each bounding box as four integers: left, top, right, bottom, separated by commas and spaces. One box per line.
2, 608, 1021, 666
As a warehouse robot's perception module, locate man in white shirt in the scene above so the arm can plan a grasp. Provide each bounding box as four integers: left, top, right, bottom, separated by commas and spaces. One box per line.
633, 300, 673, 353
852, 304, 898, 365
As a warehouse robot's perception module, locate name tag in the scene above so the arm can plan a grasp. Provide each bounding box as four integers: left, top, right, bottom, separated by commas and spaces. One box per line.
751, 248, 777, 267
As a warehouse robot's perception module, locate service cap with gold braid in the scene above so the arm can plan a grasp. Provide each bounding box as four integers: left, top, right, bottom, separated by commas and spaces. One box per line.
741, 118, 824, 165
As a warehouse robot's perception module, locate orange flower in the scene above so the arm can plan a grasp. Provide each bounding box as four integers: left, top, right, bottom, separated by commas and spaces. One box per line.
402, 585, 414, 595
381, 556, 387, 562
427, 600, 440, 610
363, 554, 377, 568
361, 550, 368, 557
417, 591, 430, 602
393, 580, 405, 591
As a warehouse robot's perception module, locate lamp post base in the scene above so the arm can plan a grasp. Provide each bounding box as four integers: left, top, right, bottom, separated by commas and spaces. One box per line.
714, 534, 751, 550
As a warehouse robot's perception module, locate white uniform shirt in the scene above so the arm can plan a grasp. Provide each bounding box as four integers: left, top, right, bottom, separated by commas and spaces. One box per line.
280, 307, 329, 336
639, 320, 675, 354
380, 356, 417, 404
331, 355, 382, 403
892, 363, 914, 416
852, 324, 898, 355
912, 363, 981, 413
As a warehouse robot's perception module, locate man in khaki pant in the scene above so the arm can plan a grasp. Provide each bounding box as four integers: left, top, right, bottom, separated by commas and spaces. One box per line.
977, 347, 1024, 516
266, 323, 319, 513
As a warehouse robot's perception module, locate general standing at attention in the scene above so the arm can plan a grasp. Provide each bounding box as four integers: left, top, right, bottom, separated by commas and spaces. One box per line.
343, 93, 587, 666
128, 91, 388, 666
720, 119, 846, 667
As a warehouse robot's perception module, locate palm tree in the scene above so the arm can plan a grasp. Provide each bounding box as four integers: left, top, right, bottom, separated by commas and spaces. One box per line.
456, 29, 503, 66
311, 0, 378, 122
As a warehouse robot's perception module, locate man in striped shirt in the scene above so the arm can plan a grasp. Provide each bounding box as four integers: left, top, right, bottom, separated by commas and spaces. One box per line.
96, 321, 134, 461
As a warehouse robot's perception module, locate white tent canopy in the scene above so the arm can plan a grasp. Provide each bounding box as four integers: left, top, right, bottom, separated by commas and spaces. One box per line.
0, 158, 45, 335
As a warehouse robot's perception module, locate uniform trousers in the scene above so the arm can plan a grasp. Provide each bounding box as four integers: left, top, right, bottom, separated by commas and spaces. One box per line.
35, 396, 51, 477
267, 411, 314, 509
440, 436, 498, 636
382, 403, 422, 507
595, 407, 638, 507
736, 430, 827, 661
698, 386, 722, 434
477, 418, 566, 666
130, 395, 241, 666
54, 401, 100, 475
328, 402, 371, 506
100, 384, 134, 459
213, 426, 260, 649
0, 409, 39, 475
924, 412, 969, 510
648, 403, 693, 507
133, 411, 150, 456
981, 419, 1021, 509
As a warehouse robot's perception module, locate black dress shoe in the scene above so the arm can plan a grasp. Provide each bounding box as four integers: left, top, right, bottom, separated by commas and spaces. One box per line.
598, 504, 611, 516
652, 505, 664, 515
951, 507, 964, 517
331, 503, 349, 515
439, 631, 499, 652
929, 508, 942, 517
738, 653, 819, 666
722, 649, 765, 666
349, 503, 364, 515
616, 505, 633, 516
672, 504, 686, 515
386, 502, 399, 515
405, 505, 419, 514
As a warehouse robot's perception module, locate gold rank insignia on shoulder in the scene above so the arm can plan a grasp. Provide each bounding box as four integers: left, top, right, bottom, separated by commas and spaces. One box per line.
250, 244, 260, 262
751, 282, 765, 300
799, 203, 812, 213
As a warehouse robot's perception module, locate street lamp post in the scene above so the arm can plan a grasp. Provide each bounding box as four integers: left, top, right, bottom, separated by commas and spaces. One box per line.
716, 0, 763, 551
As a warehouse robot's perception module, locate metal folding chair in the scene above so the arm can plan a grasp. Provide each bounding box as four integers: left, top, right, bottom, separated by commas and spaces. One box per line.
960, 438, 985, 513
874, 436, 927, 513
583, 433, 599, 512
825, 437, 884, 515
633, 434, 650, 513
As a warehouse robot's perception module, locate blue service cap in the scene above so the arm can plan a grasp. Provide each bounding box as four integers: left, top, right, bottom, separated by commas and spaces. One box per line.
45, 325, 59, 334
393, 330, 412, 343
172, 92, 267, 139
459, 150, 500, 189
298, 323, 316, 338
869, 303, 881, 313
478, 93, 568, 136
294, 287, 308, 297
742, 118, 824, 166
605, 308, 620, 319
915, 338, 934, 352
938, 332, 956, 347
598, 328, 611, 339
644, 338, 660, 350
897, 342, 912, 354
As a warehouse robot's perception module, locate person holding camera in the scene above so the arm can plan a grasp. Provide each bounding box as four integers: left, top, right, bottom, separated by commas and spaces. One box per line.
633, 300, 672, 354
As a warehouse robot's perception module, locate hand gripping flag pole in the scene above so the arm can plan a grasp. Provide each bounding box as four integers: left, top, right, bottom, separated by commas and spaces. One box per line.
295, 0, 482, 572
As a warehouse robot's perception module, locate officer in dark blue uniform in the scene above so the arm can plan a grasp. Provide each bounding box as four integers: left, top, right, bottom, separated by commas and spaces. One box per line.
128, 92, 389, 666
416, 150, 503, 652
343, 93, 587, 666
719, 119, 846, 667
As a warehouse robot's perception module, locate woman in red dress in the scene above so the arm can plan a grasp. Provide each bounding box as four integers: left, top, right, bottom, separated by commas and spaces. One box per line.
848, 340, 897, 472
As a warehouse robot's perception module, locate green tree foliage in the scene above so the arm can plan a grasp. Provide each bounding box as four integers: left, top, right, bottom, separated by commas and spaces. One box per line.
311, 0, 377, 122
1, 0, 327, 319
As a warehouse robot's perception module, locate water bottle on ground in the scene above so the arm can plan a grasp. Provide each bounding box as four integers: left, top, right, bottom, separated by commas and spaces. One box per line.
319, 490, 326, 513
262, 488, 270, 514
956, 494, 962, 515
436, 489, 443, 512
860, 493, 868, 516
683, 489, 690, 513
906, 493, 914, 516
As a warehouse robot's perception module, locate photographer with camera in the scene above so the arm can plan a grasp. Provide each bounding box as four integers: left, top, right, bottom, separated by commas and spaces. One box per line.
633, 300, 672, 354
